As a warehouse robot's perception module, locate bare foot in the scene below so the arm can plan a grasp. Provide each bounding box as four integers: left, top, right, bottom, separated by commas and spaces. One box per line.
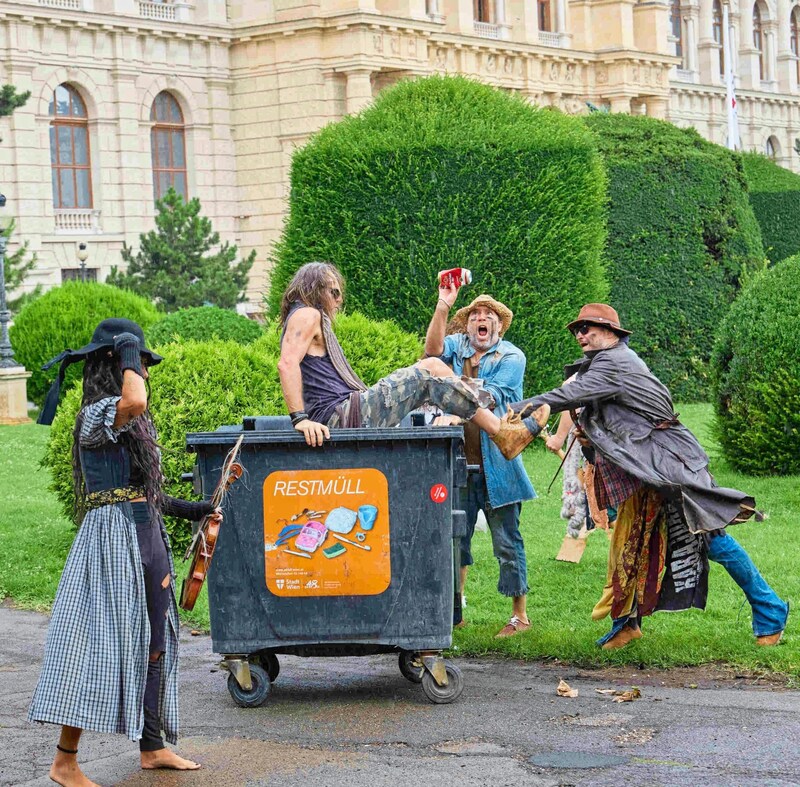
49, 757, 101, 787
141, 748, 201, 770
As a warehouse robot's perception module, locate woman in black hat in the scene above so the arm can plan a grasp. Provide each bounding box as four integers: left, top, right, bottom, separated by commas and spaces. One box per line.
29, 318, 217, 785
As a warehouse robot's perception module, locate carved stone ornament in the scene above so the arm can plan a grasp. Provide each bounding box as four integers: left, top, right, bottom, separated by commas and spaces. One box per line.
597, 66, 608, 84
565, 62, 576, 81
373, 34, 383, 52
486, 53, 497, 72
550, 61, 560, 80
435, 47, 447, 68
390, 36, 400, 54
504, 56, 514, 74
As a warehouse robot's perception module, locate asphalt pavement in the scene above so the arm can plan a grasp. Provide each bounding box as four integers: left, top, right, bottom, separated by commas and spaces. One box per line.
2, 604, 799, 787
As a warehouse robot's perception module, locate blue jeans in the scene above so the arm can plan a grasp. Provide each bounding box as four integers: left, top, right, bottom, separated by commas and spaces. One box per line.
460, 470, 529, 598
707, 532, 789, 637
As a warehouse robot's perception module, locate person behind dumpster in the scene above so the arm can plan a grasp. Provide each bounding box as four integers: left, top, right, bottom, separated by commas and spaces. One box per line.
276, 261, 550, 452
29, 318, 220, 786
423, 285, 536, 638
499, 303, 789, 649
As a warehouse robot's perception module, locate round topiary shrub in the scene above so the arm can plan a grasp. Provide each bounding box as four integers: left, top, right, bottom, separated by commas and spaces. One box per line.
147, 306, 264, 346
267, 75, 608, 394
586, 113, 765, 401
741, 152, 800, 265
10, 281, 159, 406
711, 256, 800, 475
42, 313, 422, 549
254, 311, 423, 384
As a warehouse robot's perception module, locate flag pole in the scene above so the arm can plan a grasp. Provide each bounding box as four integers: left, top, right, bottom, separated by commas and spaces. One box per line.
723, 2, 740, 150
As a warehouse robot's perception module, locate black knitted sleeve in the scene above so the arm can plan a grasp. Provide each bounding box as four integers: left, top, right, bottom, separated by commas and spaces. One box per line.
162, 495, 215, 521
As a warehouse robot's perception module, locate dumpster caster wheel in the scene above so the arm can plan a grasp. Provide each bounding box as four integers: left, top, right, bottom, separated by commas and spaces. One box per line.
227, 663, 271, 707
256, 652, 280, 682
398, 651, 424, 684
421, 663, 463, 704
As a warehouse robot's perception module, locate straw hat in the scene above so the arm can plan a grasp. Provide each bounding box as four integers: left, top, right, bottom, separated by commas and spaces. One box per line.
449, 294, 513, 336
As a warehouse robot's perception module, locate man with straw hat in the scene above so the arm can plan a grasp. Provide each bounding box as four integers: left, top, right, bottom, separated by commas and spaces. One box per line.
424, 286, 536, 638
502, 303, 789, 649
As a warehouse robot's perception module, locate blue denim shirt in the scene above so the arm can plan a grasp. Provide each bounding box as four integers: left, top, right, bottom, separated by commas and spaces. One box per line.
440, 334, 536, 509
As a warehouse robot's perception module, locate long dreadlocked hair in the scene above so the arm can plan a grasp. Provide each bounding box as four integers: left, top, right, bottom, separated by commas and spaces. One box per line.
279, 261, 345, 325
72, 352, 164, 524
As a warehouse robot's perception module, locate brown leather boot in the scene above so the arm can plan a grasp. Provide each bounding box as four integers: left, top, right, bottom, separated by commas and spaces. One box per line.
491, 404, 551, 461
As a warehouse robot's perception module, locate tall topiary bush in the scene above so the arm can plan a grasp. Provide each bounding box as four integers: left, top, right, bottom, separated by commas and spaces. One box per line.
711, 256, 800, 475
147, 306, 264, 346
42, 313, 421, 549
741, 152, 800, 265
586, 114, 765, 401
9, 282, 159, 406
267, 75, 608, 394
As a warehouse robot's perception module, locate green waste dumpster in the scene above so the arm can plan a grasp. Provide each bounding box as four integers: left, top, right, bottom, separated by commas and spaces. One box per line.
186, 417, 468, 706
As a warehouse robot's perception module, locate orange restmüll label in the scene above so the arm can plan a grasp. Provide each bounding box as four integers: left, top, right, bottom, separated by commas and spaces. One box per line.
263, 468, 390, 597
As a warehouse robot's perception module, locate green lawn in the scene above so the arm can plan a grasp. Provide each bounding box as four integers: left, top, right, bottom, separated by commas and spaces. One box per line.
1, 404, 798, 677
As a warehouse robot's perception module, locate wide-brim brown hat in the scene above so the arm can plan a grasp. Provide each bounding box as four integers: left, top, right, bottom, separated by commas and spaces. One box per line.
566, 303, 632, 336
449, 294, 513, 337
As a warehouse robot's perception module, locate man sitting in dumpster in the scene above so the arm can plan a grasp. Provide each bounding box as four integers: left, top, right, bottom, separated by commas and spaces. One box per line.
276, 261, 550, 456
423, 286, 537, 638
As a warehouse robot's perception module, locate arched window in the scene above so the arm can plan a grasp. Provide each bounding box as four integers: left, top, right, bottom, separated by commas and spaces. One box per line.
670, 0, 683, 64
713, 0, 724, 77
49, 84, 92, 209
150, 91, 187, 201
538, 0, 551, 31
791, 6, 800, 84
765, 135, 779, 159
753, 3, 764, 81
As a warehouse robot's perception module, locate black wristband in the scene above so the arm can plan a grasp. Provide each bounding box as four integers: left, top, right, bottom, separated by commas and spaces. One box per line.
117, 341, 143, 377
290, 411, 309, 426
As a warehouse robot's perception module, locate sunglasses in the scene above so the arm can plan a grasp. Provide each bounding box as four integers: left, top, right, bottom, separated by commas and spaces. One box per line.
329, 287, 342, 300
572, 322, 596, 336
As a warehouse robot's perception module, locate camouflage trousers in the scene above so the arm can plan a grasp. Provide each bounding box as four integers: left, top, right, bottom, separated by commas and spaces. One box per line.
328, 366, 484, 428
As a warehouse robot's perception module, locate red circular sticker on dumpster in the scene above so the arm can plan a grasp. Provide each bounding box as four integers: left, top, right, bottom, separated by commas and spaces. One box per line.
430, 483, 448, 503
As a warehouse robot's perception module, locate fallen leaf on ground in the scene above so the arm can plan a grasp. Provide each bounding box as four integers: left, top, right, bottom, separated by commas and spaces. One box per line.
557, 679, 579, 698
612, 688, 642, 703
595, 687, 642, 702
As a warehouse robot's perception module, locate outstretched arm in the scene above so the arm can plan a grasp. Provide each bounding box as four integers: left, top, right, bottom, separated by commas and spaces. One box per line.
277, 307, 330, 447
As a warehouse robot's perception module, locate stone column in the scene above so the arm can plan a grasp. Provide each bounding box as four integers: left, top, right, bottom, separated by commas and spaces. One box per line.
684, 15, 697, 72
496, 0, 511, 39
609, 95, 632, 113
646, 96, 670, 119
0, 367, 32, 425
345, 69, 374, 114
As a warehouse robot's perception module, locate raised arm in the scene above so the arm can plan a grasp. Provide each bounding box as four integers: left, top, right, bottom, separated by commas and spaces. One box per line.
277, 306, 330, 447
424, 281, 458, 357
112, 332, 148, 429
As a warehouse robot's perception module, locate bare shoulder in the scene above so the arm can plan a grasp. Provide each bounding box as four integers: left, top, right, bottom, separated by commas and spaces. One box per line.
285, 306, 321, 332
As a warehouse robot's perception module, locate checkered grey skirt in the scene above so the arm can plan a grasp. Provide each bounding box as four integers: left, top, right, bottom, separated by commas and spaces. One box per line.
28, 397, 180, 744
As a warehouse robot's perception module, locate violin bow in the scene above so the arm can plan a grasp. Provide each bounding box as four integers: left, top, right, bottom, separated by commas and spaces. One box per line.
183, 433, 245, 561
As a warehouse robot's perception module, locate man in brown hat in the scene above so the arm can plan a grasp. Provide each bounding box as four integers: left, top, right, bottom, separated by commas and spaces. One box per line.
424, 285, 536, 638
501, 303, 789, 649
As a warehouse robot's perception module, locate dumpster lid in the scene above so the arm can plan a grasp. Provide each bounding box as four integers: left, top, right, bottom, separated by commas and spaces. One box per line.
186, 423, 464, 450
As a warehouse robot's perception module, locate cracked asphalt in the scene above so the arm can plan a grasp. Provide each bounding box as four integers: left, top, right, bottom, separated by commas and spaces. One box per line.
2, 605, 799, 786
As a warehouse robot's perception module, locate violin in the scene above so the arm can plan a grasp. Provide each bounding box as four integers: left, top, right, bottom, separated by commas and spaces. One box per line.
180, 435, 244, 611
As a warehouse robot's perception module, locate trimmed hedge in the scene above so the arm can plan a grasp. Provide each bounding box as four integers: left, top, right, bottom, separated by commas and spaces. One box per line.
586, 114, 765, 402
267, 75, 608, 394
42, 312, 421, 549
711, 256, 800, 475
147, 306, 264, 346
741, 152, 800, 265
9, 282, 159, 406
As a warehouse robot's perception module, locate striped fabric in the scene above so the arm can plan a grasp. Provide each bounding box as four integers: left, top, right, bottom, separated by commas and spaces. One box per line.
28, 397, 180, 744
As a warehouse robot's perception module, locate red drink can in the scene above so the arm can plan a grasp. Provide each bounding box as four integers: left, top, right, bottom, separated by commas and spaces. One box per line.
438, 267, 472, 289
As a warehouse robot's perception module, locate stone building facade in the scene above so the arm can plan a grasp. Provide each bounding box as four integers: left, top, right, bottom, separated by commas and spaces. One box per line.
1, 0, 798, 306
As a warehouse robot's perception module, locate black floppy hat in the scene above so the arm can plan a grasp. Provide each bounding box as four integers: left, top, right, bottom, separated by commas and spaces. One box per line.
37, 318, 162, 426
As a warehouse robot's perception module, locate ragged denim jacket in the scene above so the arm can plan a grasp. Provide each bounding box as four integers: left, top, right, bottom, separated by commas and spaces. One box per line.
440, 334, 536, 509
